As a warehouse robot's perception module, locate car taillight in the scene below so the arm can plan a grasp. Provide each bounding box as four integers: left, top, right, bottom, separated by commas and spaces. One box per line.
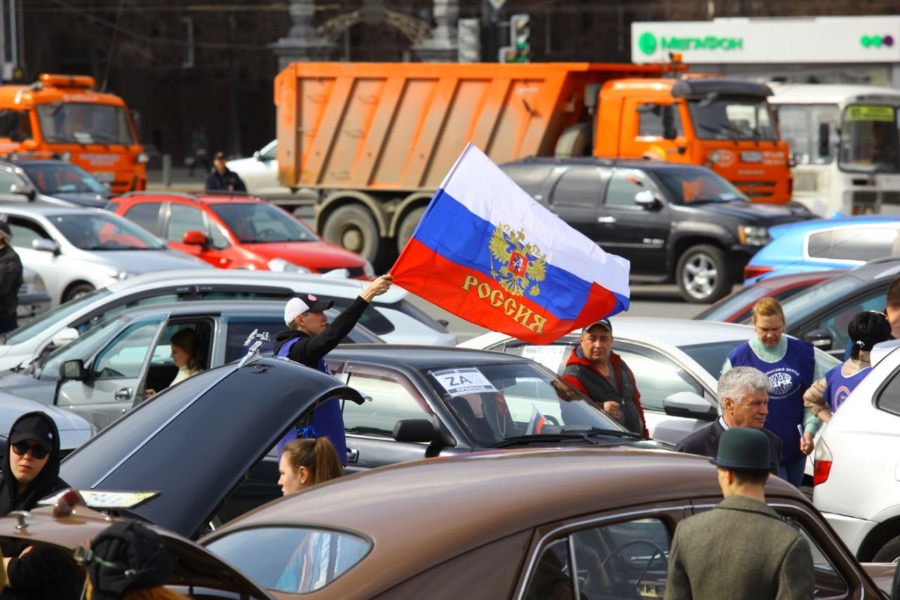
743, 265, 773, 280
813, 438, 833, 486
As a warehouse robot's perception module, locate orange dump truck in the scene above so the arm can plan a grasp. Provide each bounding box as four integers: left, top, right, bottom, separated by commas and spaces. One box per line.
0, 74, 146, 193
275, 62, 792, 269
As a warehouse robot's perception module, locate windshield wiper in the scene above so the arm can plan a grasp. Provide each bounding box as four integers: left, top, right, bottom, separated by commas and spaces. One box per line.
491, 428, 643, 448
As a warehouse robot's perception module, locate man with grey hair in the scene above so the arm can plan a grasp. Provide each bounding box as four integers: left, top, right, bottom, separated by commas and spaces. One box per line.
0, 220, 22, 335
674, 366, 782, 473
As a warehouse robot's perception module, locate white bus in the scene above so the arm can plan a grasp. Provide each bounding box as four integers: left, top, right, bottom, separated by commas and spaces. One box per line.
769, 84, 900, 216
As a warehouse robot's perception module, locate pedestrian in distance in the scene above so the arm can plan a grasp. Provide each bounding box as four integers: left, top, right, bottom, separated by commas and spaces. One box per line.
883, 276, 900, 339
273, 274, 393, 465
665, 427, 815, 600
675, 366, 782, 473
804, 310, 892, 423
188, 125, 210, 177
561, 318, 649, 437
204, 151, 246, 193
0, 220, 23, 335
0, 412, 82, 599
278, 437, 344, 495
723, 297, 824, 486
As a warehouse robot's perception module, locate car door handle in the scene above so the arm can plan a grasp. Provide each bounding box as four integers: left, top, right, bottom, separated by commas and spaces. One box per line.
115, 387, 133, 401
346, 447, 359, 464
597, 216, 616, 224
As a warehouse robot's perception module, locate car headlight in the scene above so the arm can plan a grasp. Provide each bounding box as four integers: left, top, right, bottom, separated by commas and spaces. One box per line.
267, 258, 311, 273
738, 225, 770, 246
136, 153, 149, 164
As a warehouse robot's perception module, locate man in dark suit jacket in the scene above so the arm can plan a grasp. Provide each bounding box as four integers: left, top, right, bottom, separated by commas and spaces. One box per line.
675, 366, 781, 473
666, 427, 814, 599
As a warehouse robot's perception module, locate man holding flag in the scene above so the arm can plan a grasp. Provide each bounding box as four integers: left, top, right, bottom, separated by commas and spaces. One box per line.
562, 318, 648, 437
390, 143, 631, 344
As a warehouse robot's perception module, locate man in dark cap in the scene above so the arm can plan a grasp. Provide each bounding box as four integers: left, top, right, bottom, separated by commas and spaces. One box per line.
273, 275, 393, 464
0, 220, 23, 335
204, 151, 246, 193
665, 427, 814, 599
562, 319, 648, 436
0, 412, 81, 599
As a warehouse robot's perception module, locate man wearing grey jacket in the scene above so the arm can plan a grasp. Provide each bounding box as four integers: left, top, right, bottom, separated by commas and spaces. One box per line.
665, 427, 814, 600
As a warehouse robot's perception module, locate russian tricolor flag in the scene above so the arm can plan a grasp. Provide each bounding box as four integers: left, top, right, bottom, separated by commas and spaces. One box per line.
526, 406, 548, 436
390, 144, 630, 344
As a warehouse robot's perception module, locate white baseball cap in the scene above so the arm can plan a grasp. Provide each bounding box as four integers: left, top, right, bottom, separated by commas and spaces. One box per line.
284, 294, 334, 325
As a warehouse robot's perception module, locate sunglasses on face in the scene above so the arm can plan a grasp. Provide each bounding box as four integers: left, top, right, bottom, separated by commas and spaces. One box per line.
11, 441, 49, 459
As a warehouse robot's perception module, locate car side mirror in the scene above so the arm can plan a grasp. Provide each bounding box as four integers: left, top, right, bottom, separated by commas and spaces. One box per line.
9, 182, 35, 201
182, 230, 208, 246
663, 391, 717, 421
393, 419, 437, 443
60, 359, 87, 381
32, 238, 60, 254
803, 328, 833, 351
253, 150, 262, 161
50, 327, 80, 350
634, 189, 658, 208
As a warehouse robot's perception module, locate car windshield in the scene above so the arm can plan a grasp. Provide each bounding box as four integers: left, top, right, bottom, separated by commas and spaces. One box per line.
678, 340, 749, 379
687, 95, 778, 142
36, 102, 135, 145
425, 362, 627, 447
694, 285, 770, 322
777, 276, 863, 326
20, 162, 109, 195
205, 526, 370, 594
651, 167, 749, 204
2, 287, 109, 345
210, 202, 318, 243
53, 213, 166, 250
838, 104, 900, 174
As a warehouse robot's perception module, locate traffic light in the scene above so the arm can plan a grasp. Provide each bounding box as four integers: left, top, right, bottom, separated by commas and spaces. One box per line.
510, 14, 530, 62
457, 18, 481, 63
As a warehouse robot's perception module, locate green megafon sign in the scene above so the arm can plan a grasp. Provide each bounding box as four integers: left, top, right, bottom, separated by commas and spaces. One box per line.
638, 32, 744, 55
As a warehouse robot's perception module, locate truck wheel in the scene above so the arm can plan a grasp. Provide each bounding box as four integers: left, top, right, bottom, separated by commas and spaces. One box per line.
321, 205, 388, 268
63, 283, 95, 304
396, 207, 425, 255
872, 535, 900, 562
675, 245, 731, 304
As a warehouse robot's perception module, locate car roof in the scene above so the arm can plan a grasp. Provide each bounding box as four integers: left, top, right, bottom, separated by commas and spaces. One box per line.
769, 83, 900, 103
212, 447, 803, 595
329, 343, 537, 370
500, 156, 719, 173
112, 191, 268, 205
0, 203, 110, 217
769, 215, 900, 237
100, 270, 410, 304
461, 316, 753, 350
839, 256, 900, 282
95, 299, 289, 319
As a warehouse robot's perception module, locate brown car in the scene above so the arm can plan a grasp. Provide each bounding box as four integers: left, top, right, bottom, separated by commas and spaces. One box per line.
3, 447, 896, 599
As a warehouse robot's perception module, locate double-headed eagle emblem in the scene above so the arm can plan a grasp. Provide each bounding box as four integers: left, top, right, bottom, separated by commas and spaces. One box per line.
489, 224, 547, 297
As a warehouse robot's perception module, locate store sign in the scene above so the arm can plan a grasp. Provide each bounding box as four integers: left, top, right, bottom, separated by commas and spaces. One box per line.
633, 16, 900, 64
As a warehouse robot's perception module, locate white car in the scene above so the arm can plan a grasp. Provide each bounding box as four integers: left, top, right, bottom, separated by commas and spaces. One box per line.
0, 391, 93, 454
17, 265, 51, 323
0, 204, 210, 305
812, 339, 900, 562
227, 140, 314, 204
0, 269, 456, 371
461, 317, 840, 445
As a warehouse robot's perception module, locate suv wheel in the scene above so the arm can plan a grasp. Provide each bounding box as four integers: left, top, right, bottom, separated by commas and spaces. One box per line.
676, 244, 731, 304
872, 534, 900, 563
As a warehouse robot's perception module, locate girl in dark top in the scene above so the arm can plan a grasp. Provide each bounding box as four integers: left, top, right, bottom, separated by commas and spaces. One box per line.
0, 412, 81, 599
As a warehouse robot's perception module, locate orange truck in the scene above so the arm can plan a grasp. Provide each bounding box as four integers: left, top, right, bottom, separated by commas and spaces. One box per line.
0, 74, 146, 193
275, 62, 792, 269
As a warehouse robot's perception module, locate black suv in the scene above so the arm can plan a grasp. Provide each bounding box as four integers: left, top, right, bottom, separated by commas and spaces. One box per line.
500, 157, 813, 303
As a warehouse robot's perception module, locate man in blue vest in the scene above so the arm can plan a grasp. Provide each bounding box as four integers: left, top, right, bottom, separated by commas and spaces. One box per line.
273, 275, 393, 465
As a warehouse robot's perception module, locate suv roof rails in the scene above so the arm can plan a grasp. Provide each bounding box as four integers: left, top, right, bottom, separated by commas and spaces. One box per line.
116, 191, 202, 203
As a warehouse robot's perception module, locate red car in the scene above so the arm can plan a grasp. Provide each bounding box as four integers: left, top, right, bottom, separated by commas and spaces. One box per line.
693, 270, 841, 323
109, 192, 373, 279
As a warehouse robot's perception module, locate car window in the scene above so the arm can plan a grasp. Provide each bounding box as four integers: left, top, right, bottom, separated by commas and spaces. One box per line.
260, 142, 277, 161
0, 167, 23, 195
678, 340, 748, 379
638, 103, 683, 138
524, 518, 671, 599
210, 202, 318, 243
337, 367, 432, 437
795, 292, 886, 353
6, 216, 50, 247
875, 360, 900, 417
223, 317, 282, 363
204, 526, 370, 594
124, 203, 163, 236
329, 297, 396, 336
167, 203, 207, 242
605, 169, 655, 208
807, 227, 900, 262
551, 167, 604, 209
615, 344, 705, 412
787, 519, 850, 598
92, 319, 163, 379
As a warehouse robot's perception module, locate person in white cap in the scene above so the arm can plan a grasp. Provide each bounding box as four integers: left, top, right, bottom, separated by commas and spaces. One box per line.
273, 274, 393, 464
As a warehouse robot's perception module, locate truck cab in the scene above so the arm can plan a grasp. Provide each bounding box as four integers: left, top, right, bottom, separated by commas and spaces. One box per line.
0, 74, 147, 193
595, 77, 792, 205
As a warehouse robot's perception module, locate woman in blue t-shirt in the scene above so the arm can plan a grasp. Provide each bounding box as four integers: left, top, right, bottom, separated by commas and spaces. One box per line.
804, 311, 892, 423
723, 297, 825, 486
